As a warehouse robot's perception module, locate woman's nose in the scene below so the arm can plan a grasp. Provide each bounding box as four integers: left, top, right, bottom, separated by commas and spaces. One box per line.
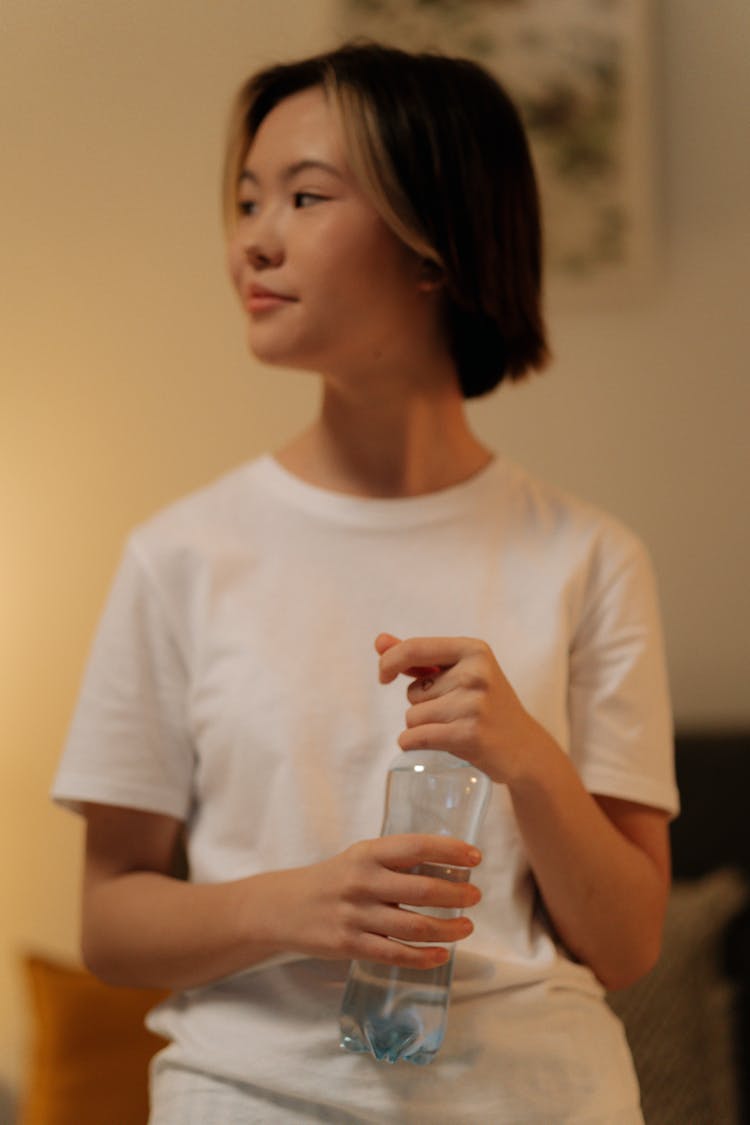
244, 240, 284, 268
243, 211, 284, 268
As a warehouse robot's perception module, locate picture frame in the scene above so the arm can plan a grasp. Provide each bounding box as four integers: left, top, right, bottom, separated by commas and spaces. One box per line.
336, 0, 657, 303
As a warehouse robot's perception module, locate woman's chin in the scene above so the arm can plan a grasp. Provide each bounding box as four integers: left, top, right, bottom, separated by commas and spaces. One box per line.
244, 334, 328, 377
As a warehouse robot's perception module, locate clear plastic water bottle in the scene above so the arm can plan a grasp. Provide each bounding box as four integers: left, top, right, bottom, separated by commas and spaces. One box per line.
339, 750, 491, 1065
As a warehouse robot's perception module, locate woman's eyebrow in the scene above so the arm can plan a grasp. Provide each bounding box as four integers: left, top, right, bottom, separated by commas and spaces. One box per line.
239, 159, 344, 185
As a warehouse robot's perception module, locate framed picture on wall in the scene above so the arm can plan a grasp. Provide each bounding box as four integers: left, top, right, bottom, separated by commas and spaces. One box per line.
334, 0, 656, 304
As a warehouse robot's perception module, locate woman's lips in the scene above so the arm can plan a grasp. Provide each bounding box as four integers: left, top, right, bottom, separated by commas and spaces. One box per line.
245, 286, 298, 313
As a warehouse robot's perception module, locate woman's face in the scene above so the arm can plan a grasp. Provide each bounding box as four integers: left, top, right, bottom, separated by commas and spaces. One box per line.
227, 86, 436, 384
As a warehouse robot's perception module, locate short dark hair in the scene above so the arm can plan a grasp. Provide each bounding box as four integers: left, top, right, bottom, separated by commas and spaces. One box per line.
224, 40, 549, 397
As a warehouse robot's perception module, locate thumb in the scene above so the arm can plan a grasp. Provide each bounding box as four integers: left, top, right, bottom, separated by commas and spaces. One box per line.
374, 632, 401, 655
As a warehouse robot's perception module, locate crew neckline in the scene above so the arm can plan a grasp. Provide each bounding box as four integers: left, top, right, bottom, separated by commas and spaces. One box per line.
251, 453, 506, 528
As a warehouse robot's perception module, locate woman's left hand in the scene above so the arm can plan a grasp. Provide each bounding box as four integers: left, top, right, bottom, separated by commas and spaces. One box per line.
377, 631, 673, 993
375, 632, 538, 785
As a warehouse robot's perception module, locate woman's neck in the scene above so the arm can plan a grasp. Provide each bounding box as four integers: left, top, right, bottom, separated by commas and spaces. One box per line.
275, 376, 492, 499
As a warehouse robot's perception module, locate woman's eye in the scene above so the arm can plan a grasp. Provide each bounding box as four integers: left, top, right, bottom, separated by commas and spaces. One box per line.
294, 192, 325, 208
237, 199, 256, 216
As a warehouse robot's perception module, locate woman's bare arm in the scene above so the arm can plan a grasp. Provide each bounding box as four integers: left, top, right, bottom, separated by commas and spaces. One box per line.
81, 802, 482, 990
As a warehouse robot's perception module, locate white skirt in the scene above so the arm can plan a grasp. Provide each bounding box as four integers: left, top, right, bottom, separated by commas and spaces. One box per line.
149, 1061, 362, 1124
147, 959, 645, 1124
149, 1058, 645, 1124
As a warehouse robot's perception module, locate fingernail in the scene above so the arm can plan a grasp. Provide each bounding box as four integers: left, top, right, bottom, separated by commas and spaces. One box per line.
467, 847, 481, 864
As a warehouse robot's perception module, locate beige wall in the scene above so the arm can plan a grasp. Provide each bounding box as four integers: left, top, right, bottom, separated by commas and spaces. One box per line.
2, 0, 748, 1093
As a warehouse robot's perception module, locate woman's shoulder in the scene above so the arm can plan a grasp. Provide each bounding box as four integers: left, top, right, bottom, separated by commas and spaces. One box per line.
129, 455, 273, 544
113, 456, 280, 588
493, 455, 652, 577
489, 459, 661, 649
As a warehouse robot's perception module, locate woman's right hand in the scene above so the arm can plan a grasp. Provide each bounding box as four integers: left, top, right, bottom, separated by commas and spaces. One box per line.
275, 834, 482, 969
81, 802, 482, 990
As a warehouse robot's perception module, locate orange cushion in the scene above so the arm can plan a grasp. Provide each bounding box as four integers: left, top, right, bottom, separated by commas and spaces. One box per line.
19, 953, 169, 1125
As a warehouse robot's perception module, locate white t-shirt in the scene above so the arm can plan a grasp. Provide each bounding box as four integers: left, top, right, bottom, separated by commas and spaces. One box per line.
53, 455, 678, 1122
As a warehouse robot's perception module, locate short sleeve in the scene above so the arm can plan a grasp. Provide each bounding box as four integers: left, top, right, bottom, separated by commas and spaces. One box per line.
568, 529, 679, 817
51, 537, 195, 819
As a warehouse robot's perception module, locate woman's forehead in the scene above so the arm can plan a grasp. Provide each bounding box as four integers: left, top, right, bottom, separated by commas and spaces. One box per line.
244, 87, 344, 172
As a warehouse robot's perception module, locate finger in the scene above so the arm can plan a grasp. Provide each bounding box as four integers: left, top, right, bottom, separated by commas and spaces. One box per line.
374, 633, 441, 679
379, 636, 478, 684
373, 833, 482, 871
374, 906, 475, 946
398, 720, 475, 755
404, 696, 458, 730
380, 869, 482, 912
406, 668, 458, 703
374, 632, 401, 656
354, 932, 452, 970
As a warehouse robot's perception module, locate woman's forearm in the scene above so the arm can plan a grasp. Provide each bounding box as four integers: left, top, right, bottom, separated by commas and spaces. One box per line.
82, 867, 295, 990
506, 719, 670, 991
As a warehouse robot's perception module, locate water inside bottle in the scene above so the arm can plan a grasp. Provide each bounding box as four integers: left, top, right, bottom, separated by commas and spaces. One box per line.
339, 956, 455, 1065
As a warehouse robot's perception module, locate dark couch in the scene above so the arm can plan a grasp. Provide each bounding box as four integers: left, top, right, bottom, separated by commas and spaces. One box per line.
609, 731, 750, 1125
671, 732, 750, 1120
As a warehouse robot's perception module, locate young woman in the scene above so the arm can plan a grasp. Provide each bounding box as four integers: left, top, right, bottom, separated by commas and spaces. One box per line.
53, 42, 678, 1123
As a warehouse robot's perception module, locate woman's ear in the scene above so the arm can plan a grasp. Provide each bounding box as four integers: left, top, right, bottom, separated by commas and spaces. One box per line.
417, 258, 444, 293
